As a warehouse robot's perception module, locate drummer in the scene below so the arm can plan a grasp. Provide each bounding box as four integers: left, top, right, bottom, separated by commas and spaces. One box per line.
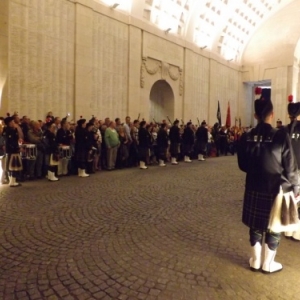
3, 115, 23, 187
56, 118, 73, 176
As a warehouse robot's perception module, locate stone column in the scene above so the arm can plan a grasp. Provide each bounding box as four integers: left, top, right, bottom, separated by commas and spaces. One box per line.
0, 0, 8, 115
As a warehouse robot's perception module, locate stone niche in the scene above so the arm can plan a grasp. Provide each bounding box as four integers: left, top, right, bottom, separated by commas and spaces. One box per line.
140, 56, 183, 123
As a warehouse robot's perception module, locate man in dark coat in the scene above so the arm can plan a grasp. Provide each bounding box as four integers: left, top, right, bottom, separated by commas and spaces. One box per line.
238, 97, 298, 274
195, 121, 208, 161
157, 123, 169, 167
169, 120, 181, 165
182, 122, 194, 162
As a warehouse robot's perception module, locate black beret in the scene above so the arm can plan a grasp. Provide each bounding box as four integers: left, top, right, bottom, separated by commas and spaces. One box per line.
254, 99, 273, 120
288, 102, 300, 118
77, 119, 86, 126
4, 116, 14, 126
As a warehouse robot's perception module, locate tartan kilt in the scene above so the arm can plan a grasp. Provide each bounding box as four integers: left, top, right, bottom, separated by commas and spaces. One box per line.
242, 190, 276, 231
75, 149, 88, 164
195, 140, 207, 154
6, 153, 23, 172
170, 143, 179, 156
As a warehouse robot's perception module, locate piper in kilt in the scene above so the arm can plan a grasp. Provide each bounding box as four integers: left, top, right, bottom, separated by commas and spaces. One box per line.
157, 123, 169, 167
3, 115, 23, 187
169, 120, 180, 165
75, 118, 90, 178
237, 96, 299, 274
285, 101, 300, 240
44, 122, 59, 182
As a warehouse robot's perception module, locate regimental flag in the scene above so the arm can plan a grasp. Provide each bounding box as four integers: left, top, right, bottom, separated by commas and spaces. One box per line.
225, 102, 231, 128
217, 101, 221, 125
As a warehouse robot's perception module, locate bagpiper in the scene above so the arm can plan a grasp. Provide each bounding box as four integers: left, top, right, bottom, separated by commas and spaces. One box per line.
3, 115, 23, 187
285, 96, 300, 240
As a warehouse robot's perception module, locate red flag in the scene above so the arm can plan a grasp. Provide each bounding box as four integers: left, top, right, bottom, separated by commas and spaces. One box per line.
225, 102, 231, 128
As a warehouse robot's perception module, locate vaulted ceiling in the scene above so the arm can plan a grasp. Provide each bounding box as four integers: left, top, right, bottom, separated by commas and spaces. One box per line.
97, 0, 300, 63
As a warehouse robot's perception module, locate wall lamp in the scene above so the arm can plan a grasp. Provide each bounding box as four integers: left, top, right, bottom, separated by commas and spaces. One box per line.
200, 45, 207, 49
111, 3, 119, 9
165, 28, 172, 34
227, 59, 233, 62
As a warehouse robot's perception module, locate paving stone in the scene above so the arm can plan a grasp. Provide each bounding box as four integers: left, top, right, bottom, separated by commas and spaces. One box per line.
0, 157, 299, 299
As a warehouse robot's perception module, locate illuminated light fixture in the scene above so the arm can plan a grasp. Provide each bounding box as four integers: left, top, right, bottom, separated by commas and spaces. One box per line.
200, 45, 207, 49
165, 28, 172, 34
111, 3, 119, 9
227, 58, 233, 62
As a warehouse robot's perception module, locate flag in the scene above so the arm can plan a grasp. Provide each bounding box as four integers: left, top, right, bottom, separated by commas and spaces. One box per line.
217, 101, 221, 125
225, 102, 231, 128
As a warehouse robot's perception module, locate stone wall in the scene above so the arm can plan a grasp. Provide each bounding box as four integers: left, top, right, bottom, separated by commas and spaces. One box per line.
8, 0, 75, 119
2, 0, 243, 126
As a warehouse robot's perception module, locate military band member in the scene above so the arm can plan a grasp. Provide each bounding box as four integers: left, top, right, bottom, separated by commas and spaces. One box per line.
169, 120, 181, 165
182, 122, 194, 163
44, 122, 59, 182
238, 98, 298, 273
3, 116, 23, 187
285, 101, 300, 240
195, 121, 208, 161
138, 121, 150, 169
157, 123, 169, 167
75, 118, 90, 177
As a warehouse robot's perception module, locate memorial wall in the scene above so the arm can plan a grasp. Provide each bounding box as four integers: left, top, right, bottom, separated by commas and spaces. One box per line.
2, 0, 243, 125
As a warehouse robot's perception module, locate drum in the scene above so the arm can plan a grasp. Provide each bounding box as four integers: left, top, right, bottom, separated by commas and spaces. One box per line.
59, 145, 71, 160
21, 144, 37, 160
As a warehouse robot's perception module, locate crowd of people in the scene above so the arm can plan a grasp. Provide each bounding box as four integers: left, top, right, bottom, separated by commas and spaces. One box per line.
0, 111, 249, 187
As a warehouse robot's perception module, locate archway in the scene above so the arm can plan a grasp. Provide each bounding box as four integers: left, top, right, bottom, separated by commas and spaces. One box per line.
149, 80, 175, 123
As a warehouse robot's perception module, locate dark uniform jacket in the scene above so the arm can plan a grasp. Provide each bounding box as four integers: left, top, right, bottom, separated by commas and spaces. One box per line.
196, 126, 208, 143
56, 128, 73, 146
3, 127, 20, 154
238, 122, 298, 195
169, 126, 181, 144
286, 121, 300, 169
182, 127, 194, 145
75, 127, 90, 152
157, 129, 169, 149
43, 130, 58, 155
138, 127, 151, 148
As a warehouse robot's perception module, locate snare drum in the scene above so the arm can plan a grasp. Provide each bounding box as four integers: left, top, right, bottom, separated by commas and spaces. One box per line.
59, 145, 71, 159
21, 144, 37, 160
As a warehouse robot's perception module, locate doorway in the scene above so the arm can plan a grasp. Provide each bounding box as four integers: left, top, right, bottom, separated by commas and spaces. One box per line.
149, 80, 175, 123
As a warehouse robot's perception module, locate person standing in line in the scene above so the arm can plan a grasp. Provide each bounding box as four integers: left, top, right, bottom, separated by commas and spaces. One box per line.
130, 120, 139, 167
43, 122, 59, 182
3, 116, 23, 187
157, 123, 169, 167
182, 122, 194, 163
104, 121, 120, 171
284, 101, 300, 241
169, 120, 181, 165
27, 121, 45, 179
56, 118, 73, 176
75, 118, 90, 177
138, 121, 151, 170
237, 97, 298, 274
195, 121, 208, 161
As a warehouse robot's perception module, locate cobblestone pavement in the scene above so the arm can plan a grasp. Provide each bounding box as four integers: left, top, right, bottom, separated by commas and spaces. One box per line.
0, 157, 300, 300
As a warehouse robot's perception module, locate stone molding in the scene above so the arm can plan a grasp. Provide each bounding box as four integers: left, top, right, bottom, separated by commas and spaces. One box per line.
140, 56, 183, 95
